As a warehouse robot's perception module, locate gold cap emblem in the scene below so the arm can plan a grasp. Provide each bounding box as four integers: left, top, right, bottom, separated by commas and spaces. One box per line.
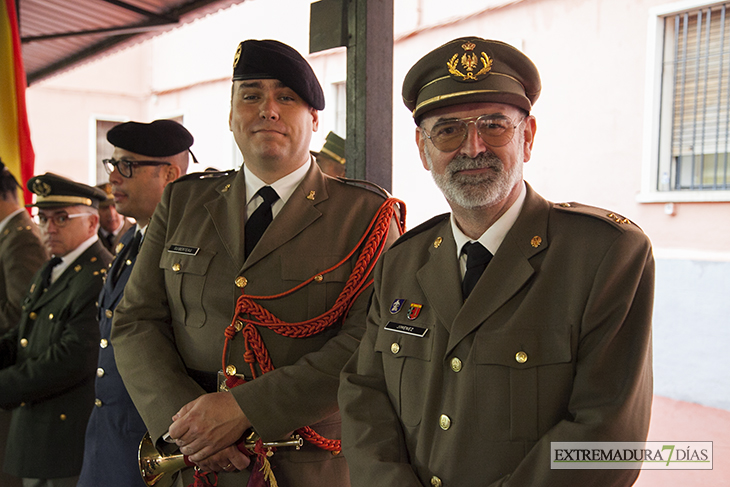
32, 179, 51, 197
447, 40, 493, 82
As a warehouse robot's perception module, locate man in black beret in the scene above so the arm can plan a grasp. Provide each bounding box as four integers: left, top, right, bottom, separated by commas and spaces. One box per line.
312, 131, 346, 178
340, 37, 654, 486
77, 119, 192, 487
112, 39, 402, 487
0, 173, 112, 486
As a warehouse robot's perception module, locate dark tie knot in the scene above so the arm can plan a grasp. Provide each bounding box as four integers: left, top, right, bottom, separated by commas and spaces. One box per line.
463, 242, 492, 268
257, 186, 279, 205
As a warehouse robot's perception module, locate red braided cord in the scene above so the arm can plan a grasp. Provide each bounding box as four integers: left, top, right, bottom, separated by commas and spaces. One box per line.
221, 198, 405, 452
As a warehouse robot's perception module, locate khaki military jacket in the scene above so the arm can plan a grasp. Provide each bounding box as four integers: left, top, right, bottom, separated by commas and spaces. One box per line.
0, 241, 112, 478
112, 163, 400, 487
339, 184, 654, 487
0, 211, 47, 333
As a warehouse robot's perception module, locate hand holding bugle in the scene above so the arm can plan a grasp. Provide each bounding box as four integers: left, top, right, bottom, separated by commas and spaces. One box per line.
138, 430, 303, 486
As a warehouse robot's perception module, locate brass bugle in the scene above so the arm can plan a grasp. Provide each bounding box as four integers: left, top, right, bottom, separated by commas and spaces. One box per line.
138, 431, 303, 487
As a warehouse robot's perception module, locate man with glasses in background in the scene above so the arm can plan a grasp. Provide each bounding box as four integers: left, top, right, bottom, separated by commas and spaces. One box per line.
0, 173, 111, 487
340, 37, 654, 486
77, 119, 192, 487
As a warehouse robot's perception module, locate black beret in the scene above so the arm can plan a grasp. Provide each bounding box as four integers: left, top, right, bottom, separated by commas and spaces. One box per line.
232, 39, 325, 110
402, 37, 541, 122
26, 173, 108, 209
107, 119, 194, 157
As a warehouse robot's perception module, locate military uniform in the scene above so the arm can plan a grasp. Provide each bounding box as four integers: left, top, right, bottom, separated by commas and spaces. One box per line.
0, 240, 112, 478
340, 185, 654, 487
0, 210, 47, 333
77, 227, 147, 487
98, 217, 134, 255
112, 162, 400, 487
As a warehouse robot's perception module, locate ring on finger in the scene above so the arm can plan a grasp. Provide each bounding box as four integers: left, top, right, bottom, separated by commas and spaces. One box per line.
223, 463, 234, 471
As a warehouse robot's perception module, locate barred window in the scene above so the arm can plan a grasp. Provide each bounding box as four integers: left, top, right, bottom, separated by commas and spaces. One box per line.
657, 3, 730, 192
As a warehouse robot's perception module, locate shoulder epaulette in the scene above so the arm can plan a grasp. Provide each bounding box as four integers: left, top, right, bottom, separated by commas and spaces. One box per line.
391, 213, 450, 249
553, 201, 644, 231
175, 169, 236, 183
334, 177, 390, 199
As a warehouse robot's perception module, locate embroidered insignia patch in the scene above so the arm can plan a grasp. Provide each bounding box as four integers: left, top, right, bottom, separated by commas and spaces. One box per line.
446, 40, 493, 82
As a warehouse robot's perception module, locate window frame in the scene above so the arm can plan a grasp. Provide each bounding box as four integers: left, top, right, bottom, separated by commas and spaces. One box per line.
641, 0, 730, 202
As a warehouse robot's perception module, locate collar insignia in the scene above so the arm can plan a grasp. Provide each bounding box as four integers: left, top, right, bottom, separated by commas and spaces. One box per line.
447, 40, 493, 82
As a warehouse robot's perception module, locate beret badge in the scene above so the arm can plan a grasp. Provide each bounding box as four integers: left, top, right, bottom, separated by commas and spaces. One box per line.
446, 40, 493, 82
233, 43, 242, 69
32, 179, 51, 197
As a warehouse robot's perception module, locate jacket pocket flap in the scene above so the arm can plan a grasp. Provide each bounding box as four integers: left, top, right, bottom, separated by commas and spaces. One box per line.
474, 328, 571, 368
159, 247, 215, 276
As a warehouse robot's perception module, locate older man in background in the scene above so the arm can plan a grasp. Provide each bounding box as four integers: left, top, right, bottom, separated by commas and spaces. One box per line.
0, 160, 47, 487
0, 174, 111, 487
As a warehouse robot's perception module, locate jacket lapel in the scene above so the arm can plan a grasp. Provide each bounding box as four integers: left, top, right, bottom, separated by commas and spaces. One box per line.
416, 220, 463, 334
242, 162, 327, 270
446, 184, 551, 352
205, 173, 246, 269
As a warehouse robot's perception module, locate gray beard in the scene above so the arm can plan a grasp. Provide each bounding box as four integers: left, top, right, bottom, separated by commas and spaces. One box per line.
426, 149, 523, 209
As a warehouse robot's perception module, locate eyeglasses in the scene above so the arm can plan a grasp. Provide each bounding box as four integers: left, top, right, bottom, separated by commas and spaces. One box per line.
34, 212, 94, 228
422, 114, 523, 152
103, 158, 171, 178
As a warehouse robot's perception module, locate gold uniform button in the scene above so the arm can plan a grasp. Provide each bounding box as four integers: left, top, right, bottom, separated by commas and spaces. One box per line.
234, 320, 244, 332
94, 399, 103, 407
20, 338, 28, 348
126, 259, 133, 266
172, 263, 181, 272
235, 276, 247, 288
96, 368, 105, 378
390, 343, 400, 354
29, 312, 37, 320
431, 476, 442, 487
439, 414, 451, 430
313, 274, 323, 282
105, 309, 113, 319
515, 351, 528, 364
226, 364, 237, 376
60, 414, 67, 421
450, 357, 462, 372
100, 338, 109, 348
48, 313, 54, 320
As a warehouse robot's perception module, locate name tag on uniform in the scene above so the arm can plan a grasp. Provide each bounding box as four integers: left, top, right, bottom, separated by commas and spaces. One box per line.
385, 321, 428, 337
168, 245, 200, 256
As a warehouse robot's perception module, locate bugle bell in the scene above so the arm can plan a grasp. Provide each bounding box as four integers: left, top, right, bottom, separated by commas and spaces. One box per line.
138, 430, 304, 486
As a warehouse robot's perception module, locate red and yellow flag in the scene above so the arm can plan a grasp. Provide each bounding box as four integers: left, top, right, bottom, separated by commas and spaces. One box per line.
0, 0, 34, 204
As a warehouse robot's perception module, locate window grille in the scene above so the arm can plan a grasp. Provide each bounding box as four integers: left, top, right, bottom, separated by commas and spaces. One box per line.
659, 3, 730, 191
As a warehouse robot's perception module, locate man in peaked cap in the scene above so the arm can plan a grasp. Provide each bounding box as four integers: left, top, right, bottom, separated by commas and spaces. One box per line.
77, 119, 191, 487
95, 183, 134, 255
0, 173, 112, 486
112, 39, 402, 487
313, 131, 347, 178
340, 37, 654, 486
0, 160, 47, 487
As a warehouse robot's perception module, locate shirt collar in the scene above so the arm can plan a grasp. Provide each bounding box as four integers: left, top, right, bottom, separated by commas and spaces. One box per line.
51, 234, 99, 285
243, 158, 312, 218
451, 181, 527, 259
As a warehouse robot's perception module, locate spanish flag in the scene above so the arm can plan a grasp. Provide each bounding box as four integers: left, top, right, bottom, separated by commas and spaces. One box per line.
1, 0, 34, 204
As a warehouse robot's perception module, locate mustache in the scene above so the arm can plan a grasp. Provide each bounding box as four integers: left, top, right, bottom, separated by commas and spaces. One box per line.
446, 153, 503, 175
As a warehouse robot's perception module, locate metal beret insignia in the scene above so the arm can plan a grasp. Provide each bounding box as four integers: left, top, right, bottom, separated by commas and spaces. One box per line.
447, 40, 493, 82
233, 43, 242, 69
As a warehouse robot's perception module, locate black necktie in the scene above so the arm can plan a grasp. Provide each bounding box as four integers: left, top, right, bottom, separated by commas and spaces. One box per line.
461, 242, 492, 300
245, 186, 279, 258
40, 256, 63, 290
